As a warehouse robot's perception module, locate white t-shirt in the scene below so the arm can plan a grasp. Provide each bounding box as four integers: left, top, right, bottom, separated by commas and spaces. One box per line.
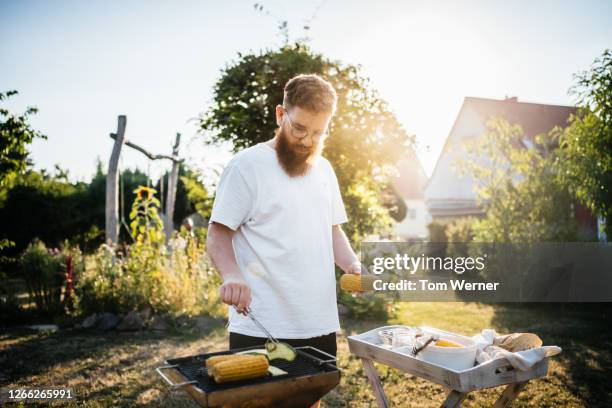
209, 142, 348, 339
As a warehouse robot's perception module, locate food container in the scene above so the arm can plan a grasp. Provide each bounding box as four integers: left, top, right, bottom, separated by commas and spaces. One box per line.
396, 334, 477, 371
377, 326, 419, 349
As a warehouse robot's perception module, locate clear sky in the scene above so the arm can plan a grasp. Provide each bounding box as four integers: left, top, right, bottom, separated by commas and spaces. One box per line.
2, 0, 611, 183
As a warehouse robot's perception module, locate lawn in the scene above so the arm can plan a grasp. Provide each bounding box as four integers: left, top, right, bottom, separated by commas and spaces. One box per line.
1, 302, 610, 407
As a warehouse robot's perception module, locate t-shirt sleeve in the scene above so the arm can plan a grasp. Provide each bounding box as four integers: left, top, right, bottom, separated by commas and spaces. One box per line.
209, 160, 254, 231
328, 163, 348, 225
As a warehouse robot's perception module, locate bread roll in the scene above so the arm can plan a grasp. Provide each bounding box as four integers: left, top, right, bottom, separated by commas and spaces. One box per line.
493, 333, 542, 352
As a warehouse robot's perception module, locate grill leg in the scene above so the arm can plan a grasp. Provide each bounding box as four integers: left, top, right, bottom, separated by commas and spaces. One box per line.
361, 357, 390, 408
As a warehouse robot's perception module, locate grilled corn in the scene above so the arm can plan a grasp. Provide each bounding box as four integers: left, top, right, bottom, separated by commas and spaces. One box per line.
213, 354, 269, 383
206, 354, 251, 377
340, 273, 376, 292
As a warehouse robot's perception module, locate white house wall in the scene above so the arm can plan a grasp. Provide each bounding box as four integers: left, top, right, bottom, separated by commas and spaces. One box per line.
394, 199, 430, 239
424, 104, 487, 209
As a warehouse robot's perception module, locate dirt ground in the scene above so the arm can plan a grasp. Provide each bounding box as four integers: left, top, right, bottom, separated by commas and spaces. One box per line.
1, 302, 611, 407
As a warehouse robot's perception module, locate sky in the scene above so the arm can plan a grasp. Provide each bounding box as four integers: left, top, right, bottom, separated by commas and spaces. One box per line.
2, 0, 611, 184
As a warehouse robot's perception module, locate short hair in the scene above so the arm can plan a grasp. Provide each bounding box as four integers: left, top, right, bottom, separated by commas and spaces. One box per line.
283, 74, 337, 114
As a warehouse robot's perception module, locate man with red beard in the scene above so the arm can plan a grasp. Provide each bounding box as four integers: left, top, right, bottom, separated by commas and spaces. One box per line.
207, 74, 361, 368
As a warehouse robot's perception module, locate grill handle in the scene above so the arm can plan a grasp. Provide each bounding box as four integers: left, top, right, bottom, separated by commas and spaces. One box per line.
295, 346, 337, 364
156, 364, 198, 388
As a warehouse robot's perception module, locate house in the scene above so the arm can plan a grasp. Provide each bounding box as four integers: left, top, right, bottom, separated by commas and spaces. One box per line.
424, 96, 598, 238
391, 152, 430, 239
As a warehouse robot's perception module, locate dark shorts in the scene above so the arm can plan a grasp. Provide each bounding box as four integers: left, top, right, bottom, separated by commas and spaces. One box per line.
229, 331, 337, 359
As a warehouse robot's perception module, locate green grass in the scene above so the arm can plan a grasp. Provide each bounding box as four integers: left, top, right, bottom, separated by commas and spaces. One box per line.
1, 303, 610, 407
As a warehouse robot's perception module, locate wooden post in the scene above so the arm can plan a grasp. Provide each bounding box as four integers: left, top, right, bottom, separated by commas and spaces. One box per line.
106, 115, 126, 245
164, 133, 181, 242
106, 121, 182, 245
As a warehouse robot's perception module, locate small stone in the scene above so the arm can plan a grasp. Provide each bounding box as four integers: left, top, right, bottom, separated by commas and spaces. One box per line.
55, 316, 76, 329
25, 324, 59, 333
192, 316, 221, 332
117, 311, 145, 331
140, 306, 153, 321
149, 315, 169, 331
81, 313, 98, 329
96, 312, 120, 331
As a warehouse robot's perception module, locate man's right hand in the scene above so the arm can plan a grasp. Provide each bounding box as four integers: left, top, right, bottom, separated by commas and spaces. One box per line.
219, 276, 252, 313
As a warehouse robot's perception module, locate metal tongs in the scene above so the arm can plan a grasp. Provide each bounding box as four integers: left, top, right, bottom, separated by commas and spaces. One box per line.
233, 305, 280, 345
411, 335, 439, 357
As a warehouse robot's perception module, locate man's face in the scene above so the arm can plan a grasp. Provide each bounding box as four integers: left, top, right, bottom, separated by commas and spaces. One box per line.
275, 104, 332, 177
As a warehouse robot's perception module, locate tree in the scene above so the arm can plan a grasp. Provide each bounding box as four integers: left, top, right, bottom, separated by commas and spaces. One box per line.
0, 90, 46, 187
560, 49, 612, 237
459, 118, 578, 242
0, 170, 88, 255
199, 44, 414, 242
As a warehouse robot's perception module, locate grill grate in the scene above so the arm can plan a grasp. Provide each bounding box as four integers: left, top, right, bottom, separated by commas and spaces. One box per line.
166, 346, 337, 393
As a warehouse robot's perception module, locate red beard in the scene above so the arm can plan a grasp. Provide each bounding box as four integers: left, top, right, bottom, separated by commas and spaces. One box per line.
275, 126, 323, 177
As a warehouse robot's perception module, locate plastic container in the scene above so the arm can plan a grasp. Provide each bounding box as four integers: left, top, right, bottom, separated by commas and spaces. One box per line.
377, 326, 419, 349
396, 334, 478, 372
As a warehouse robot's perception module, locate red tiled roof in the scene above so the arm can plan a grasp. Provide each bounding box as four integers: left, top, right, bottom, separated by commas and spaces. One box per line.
465, 96, 577, 139
426, 96, 577, 190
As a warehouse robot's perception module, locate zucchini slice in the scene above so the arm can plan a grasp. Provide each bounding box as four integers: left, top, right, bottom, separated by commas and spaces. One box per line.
268, 365, 288, 376
265, 340, 297, 361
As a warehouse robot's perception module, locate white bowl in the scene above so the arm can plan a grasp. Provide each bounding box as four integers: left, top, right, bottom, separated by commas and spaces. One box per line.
396, 335, 477, 372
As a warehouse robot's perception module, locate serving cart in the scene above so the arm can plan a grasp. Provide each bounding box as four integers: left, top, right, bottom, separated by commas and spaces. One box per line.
347, 326, 551, 408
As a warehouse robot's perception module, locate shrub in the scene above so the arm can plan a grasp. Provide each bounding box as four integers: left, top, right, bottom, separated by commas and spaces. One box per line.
427, 221, 448, 242
445, 217, 476, 243
76, 236, 222, 318
1, 239, 22, 323
338, 288, 390, 320
19, 239, 65, 316
75, 187, 223, 318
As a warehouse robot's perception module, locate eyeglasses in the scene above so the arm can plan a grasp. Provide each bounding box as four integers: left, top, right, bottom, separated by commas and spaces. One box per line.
283, 107, 329, 142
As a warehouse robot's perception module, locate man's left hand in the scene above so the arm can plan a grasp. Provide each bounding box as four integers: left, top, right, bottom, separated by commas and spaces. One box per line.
348, 261, 363, 275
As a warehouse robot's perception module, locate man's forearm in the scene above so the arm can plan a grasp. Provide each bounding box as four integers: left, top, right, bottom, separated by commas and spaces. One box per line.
206, 223, 244, 281
207, 222, 252, 310
332, 225, 360, 273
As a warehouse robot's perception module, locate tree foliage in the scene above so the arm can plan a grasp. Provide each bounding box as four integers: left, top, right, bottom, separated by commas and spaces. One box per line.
0, 170, 93, 256
459, 118, 579, 242
199, 44, 414, 242
0, 164, 212, 259
0, 90, 46, 186
560, 49, 612, 236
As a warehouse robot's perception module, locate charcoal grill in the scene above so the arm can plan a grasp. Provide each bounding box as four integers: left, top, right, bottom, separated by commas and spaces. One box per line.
156, 345, 340, 408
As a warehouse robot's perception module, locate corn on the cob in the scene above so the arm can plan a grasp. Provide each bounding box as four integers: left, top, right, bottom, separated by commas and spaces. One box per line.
213, 354, 269, 383
340, 273, 376, 292
206, 354, 252, 377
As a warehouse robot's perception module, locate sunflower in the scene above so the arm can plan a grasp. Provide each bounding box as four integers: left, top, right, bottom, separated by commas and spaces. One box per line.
134, 186, 157, 200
